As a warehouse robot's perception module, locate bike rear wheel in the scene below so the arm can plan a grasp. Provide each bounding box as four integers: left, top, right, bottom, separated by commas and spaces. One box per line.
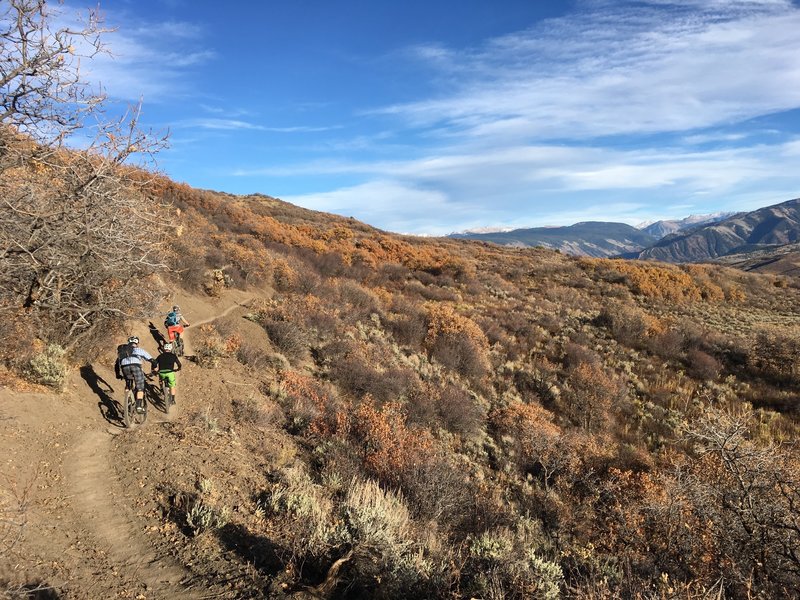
123, 388, 135, 428
160, 377, 173, 414
124, 385, 147, 427
175, 333, 184, 357
134, 394, 147, 425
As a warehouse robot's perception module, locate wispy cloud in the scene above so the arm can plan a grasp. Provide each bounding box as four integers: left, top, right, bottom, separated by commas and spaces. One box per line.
59, 2, 214, 103
283, 181, 454, 234
132, 20, 203, 40
682, 132, 750, 145
180, 118, 266, 131
176, 118, 338, 132
259, 136, 800, 233
238, 140, 799, 191
374, 0, 800, 142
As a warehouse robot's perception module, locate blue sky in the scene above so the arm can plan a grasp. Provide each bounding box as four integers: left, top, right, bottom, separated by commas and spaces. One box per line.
64, 0, 800, 234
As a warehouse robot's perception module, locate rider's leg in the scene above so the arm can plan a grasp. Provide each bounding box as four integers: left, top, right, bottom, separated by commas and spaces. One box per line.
165, 371, 177, 400
131, 366, 146, 409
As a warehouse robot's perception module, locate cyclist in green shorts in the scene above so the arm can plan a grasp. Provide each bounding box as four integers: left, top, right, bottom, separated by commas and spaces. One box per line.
154, 341, 182, 402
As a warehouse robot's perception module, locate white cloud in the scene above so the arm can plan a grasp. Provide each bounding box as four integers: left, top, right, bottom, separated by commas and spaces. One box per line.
250, 137, 800, 233
283, 181, 457, 235
176, 118, 338, 133
179, 118, 265, 131
57, 2, 214, 103
375, 0, 800, 142
682, 132, 750, 144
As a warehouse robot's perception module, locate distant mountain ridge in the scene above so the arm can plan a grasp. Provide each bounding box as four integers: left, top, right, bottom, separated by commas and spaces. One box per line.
450, 203, 800, 263
637, 198, 800, 263
638, 212, 734, 239
450, 221, 657, 258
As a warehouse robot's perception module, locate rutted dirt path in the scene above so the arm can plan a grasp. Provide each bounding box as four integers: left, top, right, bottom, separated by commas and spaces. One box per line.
64, 429, 194, 598
0, 290, 257, 598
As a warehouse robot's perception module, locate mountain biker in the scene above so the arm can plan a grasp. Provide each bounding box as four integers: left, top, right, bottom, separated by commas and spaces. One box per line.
114, 336, 156, 413
165, 304, 190, 343
154, 341, 182, 402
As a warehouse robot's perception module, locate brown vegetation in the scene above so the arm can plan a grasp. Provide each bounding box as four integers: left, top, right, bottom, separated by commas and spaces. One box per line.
3, 6, 800, 593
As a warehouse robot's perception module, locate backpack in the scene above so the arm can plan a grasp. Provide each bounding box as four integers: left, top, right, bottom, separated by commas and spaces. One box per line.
117, 343, 135, 362
165, 311, 179, 326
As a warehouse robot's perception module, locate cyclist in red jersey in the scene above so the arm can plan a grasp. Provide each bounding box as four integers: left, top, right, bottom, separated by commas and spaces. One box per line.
164, 304, 190, 342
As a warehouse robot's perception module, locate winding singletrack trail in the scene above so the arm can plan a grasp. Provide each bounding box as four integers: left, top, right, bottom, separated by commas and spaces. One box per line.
0, 293, 255, 598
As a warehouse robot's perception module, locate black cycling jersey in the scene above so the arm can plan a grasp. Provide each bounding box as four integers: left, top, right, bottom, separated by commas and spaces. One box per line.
155, 351, 182, 372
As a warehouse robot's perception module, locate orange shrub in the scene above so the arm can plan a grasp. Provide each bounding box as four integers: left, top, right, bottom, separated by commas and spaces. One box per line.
272, 259, 298, 291
277, 370, 346, 436
490, 401, 570, 489
563, 362, 625, 432
352, 398, 433, 486
582, 258, 705, 302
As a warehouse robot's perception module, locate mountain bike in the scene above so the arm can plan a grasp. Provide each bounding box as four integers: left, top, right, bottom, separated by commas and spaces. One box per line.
167, 324, 187, 357
123, 376, 147, 428
174, 331, 185, 357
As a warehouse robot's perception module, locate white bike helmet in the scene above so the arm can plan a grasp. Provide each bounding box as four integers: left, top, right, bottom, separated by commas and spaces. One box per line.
163, 342, 174, 352
128, 336, 139, 344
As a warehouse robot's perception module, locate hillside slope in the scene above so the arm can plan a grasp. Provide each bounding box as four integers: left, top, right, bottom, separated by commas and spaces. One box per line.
717, 241, 800, 276
3, 182, 800, 599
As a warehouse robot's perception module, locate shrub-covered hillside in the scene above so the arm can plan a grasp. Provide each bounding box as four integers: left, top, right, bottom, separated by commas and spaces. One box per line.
124, 182, 800, 599
3, 3, 797, 596
3, 148, 800, 596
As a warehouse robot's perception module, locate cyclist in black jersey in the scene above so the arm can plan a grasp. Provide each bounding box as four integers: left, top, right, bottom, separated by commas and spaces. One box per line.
154, 341, 182, 402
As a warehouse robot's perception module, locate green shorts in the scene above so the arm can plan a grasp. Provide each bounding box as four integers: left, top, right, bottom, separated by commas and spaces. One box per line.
159, 370, 177, 388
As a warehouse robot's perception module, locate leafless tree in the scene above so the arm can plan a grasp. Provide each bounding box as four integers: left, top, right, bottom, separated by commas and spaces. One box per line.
679, 408, 800, 596
0, 0, 171, 353
1, 0, 107, 143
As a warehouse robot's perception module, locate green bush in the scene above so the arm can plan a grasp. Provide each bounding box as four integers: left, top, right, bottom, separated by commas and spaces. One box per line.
186, 499, 230, 534
465, 522, 563, 600
26, 344, 68, 391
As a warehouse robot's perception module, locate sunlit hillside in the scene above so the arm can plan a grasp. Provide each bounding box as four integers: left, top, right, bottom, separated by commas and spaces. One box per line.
3, 2, 800, 597
5, 150, 800, 598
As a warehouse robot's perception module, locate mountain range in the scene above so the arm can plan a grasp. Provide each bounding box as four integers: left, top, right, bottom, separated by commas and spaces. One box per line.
450, 221, 657, 258
451, 198, 800, 265
637, 198, 800, 262
638, 212, 733, 238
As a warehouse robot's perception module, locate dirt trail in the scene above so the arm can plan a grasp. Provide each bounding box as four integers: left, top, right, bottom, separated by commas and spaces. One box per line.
0, 291, 256, 598
64, 429, 194, 598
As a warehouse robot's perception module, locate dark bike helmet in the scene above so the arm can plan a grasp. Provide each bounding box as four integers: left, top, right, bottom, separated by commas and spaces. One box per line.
128, 336, 139, 344
172, 305, 180, 311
